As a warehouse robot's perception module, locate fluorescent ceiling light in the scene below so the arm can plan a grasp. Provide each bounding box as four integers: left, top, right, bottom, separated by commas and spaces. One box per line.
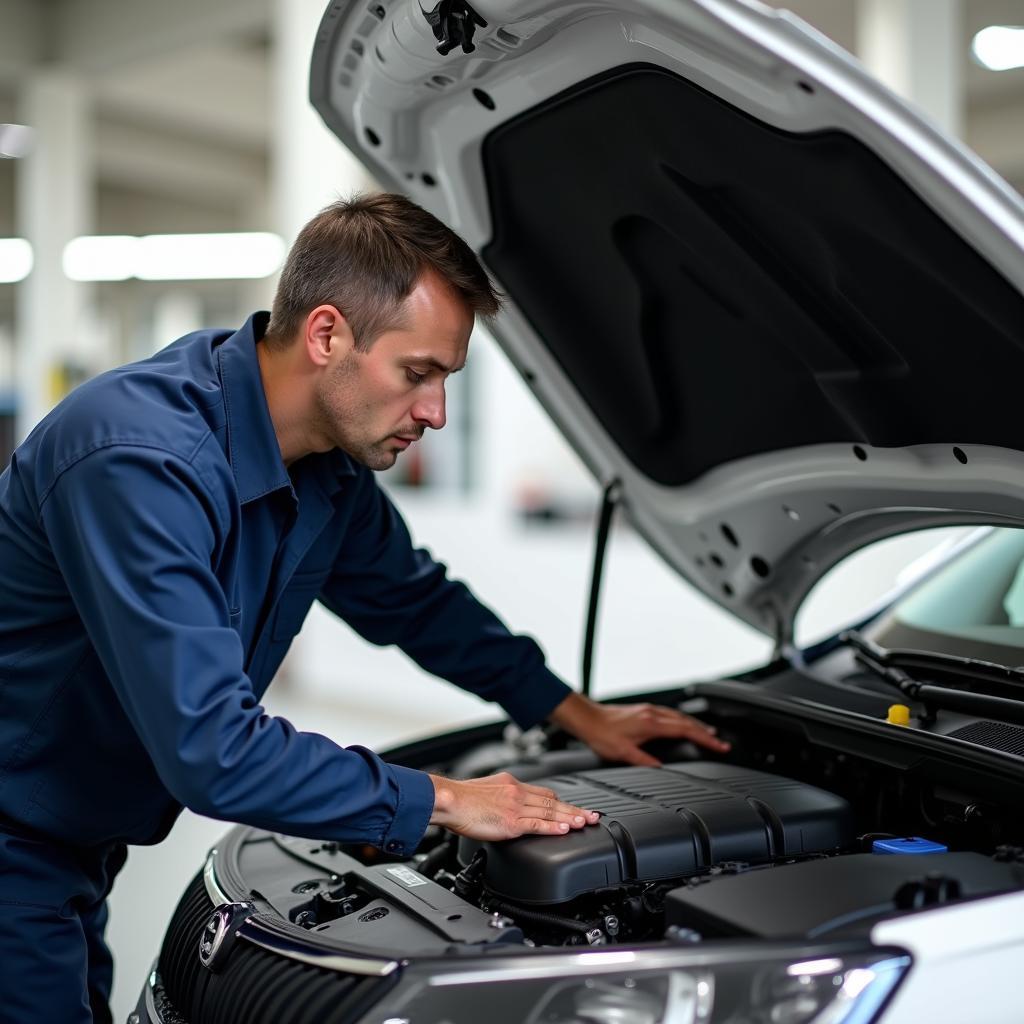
64, 235, 138, 281
0, 238, 33, 283
61, 232, 286, 282
972, 25, 1024, 71
0, 124, 33, 159
136, 233, 286, 281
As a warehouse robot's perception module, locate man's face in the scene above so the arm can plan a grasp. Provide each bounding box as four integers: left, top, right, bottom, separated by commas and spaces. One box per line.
314, 271, 474, 470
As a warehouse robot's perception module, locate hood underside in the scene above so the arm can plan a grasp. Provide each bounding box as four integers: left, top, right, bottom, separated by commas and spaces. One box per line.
311, 0, 1024, 641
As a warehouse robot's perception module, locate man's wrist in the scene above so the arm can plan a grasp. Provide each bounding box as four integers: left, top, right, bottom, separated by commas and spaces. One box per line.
547, 691, 599, 734
428, 773, 456, 826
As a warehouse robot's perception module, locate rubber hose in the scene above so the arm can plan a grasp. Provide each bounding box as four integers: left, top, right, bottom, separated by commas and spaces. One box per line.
488, 898, 595, 937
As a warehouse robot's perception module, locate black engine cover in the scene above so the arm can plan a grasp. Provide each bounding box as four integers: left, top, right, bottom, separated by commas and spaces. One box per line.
665, 852, 1024, 938
460, 762, 854, 904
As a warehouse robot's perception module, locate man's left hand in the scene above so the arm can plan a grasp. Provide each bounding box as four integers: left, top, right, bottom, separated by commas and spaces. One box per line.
548, 692, 730, 767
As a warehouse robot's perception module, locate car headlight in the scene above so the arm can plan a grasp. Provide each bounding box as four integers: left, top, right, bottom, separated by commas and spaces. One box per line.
362, 944, 909, 1024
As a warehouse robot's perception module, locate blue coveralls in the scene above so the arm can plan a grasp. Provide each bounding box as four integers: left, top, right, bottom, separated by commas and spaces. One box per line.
0, 313, 571, 1021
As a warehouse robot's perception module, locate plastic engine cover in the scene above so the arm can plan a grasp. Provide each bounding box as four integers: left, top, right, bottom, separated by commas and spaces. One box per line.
664, 852, 1024, 938
459, 762, 854, 904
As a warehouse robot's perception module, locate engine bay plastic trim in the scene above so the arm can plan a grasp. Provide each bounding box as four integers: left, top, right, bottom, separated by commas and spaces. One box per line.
202, 850, 400, 978
690, 679, 1024, 766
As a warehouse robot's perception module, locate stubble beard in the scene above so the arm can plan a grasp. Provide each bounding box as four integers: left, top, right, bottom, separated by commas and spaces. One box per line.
313, 356, 398, 471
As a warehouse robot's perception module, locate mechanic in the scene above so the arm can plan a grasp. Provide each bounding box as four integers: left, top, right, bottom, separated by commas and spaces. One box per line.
0, 192, 727, 1022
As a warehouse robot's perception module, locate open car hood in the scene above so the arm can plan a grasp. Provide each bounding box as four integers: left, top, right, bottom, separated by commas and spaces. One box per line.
311, 0, 1024, 644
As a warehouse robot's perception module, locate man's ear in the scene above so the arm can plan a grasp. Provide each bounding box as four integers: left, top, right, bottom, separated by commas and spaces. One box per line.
303, 305, 355, 367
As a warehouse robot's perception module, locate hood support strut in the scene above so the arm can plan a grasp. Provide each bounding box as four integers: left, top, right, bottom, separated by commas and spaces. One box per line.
581, 478, 622, 698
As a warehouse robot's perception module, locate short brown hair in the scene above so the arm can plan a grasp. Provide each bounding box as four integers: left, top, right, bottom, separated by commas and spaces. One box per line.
265, 193, 501, 350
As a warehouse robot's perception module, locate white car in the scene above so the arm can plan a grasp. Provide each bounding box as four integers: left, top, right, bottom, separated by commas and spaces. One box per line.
135, 1, 1024, 1022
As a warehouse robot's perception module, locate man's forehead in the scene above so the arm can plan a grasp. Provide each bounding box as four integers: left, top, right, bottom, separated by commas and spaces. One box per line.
379, 276, 473, 366
407, 267, 468, 308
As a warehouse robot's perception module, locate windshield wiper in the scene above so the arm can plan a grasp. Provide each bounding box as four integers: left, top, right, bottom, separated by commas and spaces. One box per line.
869, 644, 1024, 690
841, 629, 1024, 727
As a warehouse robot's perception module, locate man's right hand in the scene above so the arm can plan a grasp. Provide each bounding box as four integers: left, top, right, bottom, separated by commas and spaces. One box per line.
428, 771, 600, 840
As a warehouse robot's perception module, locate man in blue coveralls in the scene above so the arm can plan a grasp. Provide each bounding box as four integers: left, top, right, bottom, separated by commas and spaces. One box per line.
0, 193, 727, 1021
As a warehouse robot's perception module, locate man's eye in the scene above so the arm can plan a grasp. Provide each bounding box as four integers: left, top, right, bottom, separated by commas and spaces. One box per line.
405, 369, 426, 384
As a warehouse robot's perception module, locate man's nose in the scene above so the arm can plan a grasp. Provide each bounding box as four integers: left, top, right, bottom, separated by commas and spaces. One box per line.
411, 383, 446, 431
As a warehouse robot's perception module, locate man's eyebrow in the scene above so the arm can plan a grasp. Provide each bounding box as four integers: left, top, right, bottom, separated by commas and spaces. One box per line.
409, 356, 465, 374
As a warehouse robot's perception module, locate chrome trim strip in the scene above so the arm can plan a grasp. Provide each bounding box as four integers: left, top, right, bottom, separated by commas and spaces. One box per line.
201, 850, 399, 978
144, 968, 160, 1022
202, 850, 229, 905
235, 926, 399, 976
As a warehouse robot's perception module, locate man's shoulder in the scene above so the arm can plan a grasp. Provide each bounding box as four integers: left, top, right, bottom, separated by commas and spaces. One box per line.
24, 327, 235, 496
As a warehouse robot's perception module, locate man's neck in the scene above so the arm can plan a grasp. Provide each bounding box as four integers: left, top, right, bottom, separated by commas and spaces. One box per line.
256, 340, 320, 466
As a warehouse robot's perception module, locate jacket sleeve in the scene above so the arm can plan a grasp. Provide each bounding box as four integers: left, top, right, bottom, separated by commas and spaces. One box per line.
319, 469, 573, 729
39, 442, 433, 855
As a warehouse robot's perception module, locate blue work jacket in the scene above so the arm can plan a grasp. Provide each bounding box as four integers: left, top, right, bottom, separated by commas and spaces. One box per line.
0, 313, 571, 854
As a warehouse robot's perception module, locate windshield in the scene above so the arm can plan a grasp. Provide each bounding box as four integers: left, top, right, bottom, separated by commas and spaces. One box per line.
870, 528, 1024, 665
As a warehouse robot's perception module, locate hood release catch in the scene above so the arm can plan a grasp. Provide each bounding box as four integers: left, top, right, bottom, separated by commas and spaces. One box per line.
424, 0, 487, 55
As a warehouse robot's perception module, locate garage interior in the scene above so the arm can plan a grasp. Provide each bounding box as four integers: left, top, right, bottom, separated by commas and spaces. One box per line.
0, 1, 1022, 1019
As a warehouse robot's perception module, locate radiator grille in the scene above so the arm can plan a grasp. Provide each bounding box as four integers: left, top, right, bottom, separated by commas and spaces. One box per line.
158, 871, 393, 1023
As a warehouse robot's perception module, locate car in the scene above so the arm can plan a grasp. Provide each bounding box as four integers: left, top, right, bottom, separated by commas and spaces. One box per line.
133, 0, 1024, 1021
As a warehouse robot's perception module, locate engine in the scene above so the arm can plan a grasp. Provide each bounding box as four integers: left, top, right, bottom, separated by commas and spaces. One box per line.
201, 757, 1024, 956
446, 761, 854, 944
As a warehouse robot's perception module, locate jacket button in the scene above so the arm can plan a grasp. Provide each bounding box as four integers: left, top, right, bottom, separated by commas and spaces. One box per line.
385, 841, 400, 853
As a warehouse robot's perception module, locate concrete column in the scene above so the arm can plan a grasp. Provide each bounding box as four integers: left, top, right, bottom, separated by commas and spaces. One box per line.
271, 0, 373, 244
857, 0, 963, 137
14, 70, 92, 439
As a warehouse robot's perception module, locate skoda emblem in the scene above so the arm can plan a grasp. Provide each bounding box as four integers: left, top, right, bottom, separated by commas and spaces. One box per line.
198, 902, 253, 972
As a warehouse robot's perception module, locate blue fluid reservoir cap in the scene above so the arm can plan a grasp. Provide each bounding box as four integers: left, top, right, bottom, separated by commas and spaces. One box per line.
872, 837, 948, 855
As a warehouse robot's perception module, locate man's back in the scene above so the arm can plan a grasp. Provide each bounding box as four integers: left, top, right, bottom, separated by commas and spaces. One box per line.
0, 321, 245, 845
0, 315, 407, 848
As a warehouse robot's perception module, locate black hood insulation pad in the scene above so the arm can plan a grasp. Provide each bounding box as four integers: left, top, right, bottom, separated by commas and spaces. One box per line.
481, 64, 1024, 486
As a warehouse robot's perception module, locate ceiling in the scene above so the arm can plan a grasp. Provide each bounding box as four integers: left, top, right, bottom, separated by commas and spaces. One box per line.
0, 0, 1021, 233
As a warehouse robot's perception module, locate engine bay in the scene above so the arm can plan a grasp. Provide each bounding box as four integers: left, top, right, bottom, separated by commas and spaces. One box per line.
152, 685, 1024, 1024
216, 701, 1024, 957
250, 759, 856, 954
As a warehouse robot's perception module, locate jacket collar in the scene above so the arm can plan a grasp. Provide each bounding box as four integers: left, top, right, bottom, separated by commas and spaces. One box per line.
217, 312, 358, 504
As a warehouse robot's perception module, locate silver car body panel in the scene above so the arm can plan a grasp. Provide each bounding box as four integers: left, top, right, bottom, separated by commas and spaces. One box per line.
311, 0, 1024, 642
